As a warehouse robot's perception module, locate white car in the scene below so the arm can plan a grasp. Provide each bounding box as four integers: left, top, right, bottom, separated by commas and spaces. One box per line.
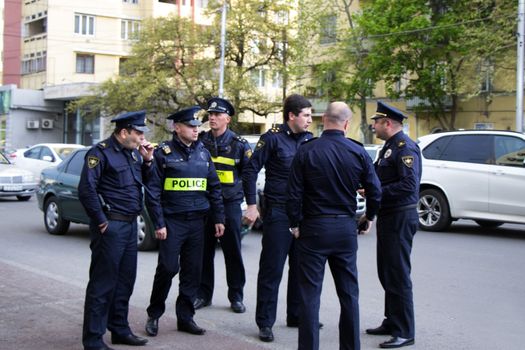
0, 152, 38, 201
417, 130, 525, 231
13, 143, 85, 178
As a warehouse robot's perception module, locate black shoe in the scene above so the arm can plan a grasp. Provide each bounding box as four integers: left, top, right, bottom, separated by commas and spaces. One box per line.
366, 324, 391, 335
231, 301, 246, 313
258, 327, 274, 342
145, 316, 159, 336
177, 320, 206, 335
193, 297, 211, 310
380, 337, 415, 348
286, 318, 324, 329
111, 333, 148, 346
84, 345, 115, 350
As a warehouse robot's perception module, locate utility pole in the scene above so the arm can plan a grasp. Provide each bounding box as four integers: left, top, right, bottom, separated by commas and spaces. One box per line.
218, 1, 227, 98
516, 0, 525, 132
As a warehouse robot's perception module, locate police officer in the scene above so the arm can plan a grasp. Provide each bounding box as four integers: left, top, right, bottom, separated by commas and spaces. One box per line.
286, 102, 382, 350
194, 97, 251, 313
144, 106, 225, 337
79, 110, 154, 350
366, 101, 421, 349
242, 94, 313, 342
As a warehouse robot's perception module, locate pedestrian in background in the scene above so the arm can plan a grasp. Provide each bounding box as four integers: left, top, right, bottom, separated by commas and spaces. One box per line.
79, 110, 154, 350
144, 106, 225, 337
366, 101, 421, 349
286, 102, 382, 350
194, 97, 251, 314
242, 94, 313, 342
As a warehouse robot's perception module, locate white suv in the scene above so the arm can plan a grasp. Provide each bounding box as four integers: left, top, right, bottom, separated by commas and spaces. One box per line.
417, 130, 525, 231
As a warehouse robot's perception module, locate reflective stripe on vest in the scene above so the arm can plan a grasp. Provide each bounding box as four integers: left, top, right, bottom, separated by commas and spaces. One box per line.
216, 170, 234, 184
164, 178, 207, 191
211, 156, 236, 166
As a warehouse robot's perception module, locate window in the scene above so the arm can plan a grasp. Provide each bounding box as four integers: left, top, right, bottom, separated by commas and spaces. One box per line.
74, 14, 94, 35
65, 151, 87, 176
197, 0, 208, 7
24, 147, 42, 160
251, 69, 266, 88
76, 54, 95, 74
424, 135, 493, 164
123, 0, 139, 3
272, 71, 282, 88
21, 51, 47, 75
494, 136, 525, 168
121, 20, 140, 40
320, 14, 337, 44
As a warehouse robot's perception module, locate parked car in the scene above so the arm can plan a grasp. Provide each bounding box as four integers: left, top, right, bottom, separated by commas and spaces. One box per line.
0, 151, 38, 200
36, 148, 158, 251
14, 143, 85, 178
417, 130, 525, 231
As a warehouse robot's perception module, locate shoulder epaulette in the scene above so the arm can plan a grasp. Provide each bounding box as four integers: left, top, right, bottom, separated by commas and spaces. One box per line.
397, 140, 406, 148
160, 142, 172, 155
347, 138, 364, 146
96, 141, 108, 149
270, 125, 282, 133
234, 135, 247, 143
302, 137, 317, 144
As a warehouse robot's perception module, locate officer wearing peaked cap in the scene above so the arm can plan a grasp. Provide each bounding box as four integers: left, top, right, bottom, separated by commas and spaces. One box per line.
79, 110, 154, 349
194, 97, 251, 314
144, 106, 225, 337
366, 101, 421, 349
242, 94, 313, 342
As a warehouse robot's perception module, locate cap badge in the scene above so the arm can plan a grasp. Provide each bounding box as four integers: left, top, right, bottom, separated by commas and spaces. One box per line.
211, 102, 217, 108
384, 149, 392, 158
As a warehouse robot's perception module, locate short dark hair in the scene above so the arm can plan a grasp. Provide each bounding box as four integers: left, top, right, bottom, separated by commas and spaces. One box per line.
114, 126, 134, 135
283, 94, 312, 122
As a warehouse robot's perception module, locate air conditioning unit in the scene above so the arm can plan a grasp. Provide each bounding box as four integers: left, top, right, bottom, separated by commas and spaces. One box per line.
26, 120, 40, 129
41, 119, 54, 129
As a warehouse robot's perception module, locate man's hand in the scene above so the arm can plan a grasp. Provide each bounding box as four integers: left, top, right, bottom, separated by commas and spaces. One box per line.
215, 223, 225, 237
289, 227, 300, 239
98, 222, 108, 234
155, 227, 167, 240
357, 215, 372, 235
242, 204, 259, 226
139, 140, 154, 162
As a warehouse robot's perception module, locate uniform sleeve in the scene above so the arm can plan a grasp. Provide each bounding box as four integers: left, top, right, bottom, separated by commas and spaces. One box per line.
381, 145, 421, 201
238, 139, 253, 177
144, 149, 166, 229
78, 147, 107, 226
206, 153, 225, 224
242, 132, 273, 205
360, 152, 382, 220
285, 149, 305, 228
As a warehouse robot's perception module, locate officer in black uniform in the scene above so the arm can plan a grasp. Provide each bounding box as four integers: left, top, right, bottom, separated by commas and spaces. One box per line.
79, 110, 154, 350
194, 97, 252, 313
144, 106, 225, 337
286, 102, 382, 350
366, 101, 421, 349
242, 94, 313, 342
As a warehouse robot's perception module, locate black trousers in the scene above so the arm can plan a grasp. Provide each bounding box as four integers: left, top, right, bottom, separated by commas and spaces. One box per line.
296, 217, 360, 350
199, 200, 245, 303
82, 219, 137, 349
376, 208, 418, 339
147, 215, 205, 323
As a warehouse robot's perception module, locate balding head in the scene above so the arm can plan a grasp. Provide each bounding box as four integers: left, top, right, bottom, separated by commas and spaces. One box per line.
323, 102, 352, 131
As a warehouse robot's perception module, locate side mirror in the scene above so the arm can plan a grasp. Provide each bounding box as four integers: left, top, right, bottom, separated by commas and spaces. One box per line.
42, 155, 54, 162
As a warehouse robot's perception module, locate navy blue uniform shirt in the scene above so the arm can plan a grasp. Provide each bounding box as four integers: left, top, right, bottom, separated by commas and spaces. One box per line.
78, 135, 149, 226
286, 130, 382, 227
242, 123, 312, 205
145, 135, 225, 229
199, 129, 252, 203
374, 130, 422, 209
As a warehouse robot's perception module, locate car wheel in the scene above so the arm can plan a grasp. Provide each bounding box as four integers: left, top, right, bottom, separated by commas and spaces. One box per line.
137, 211, 156, 251
418, 189, 451, 231
474, 220, 504, 228
44, 197, 70, 235
16, 195, 31, 201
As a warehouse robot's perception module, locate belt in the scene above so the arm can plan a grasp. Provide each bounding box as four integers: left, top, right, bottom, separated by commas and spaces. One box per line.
106, 212, 136, 223
378, 204, 417, 215
309, 214, 354, 219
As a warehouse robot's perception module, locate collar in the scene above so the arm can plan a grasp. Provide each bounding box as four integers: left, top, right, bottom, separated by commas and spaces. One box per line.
109, 134, 124, 152
321, 129, 345, 137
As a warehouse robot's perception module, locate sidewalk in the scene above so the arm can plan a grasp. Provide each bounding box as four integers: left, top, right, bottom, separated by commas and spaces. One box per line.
0, 261, 269, 350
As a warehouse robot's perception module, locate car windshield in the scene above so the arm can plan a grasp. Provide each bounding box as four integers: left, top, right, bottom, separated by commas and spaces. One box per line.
0, 152, 9, 164
52, 146, 81, 160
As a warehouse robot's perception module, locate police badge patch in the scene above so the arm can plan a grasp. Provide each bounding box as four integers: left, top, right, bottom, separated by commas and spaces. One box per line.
255, 140, 265, 151
88, 156, 100, 168
402, 156, 414, 168
245, 149, 253, 158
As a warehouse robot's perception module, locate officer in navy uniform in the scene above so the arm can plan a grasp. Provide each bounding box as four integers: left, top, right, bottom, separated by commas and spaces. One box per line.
144, 106, 225, 337
242, 94, 313, 342
366, 101, 421, 349
79, 110, 154, 350
286, 102, 382, 350
193, 97, 252, 313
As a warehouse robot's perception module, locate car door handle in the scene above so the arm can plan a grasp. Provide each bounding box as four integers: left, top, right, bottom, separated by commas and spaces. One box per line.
492, 170, 505, 176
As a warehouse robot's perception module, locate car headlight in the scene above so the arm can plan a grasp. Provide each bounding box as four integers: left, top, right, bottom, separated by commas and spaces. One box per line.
22, 174, 35, 183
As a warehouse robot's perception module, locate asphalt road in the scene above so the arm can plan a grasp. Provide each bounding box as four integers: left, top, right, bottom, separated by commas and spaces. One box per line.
1, 196, 524, 349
